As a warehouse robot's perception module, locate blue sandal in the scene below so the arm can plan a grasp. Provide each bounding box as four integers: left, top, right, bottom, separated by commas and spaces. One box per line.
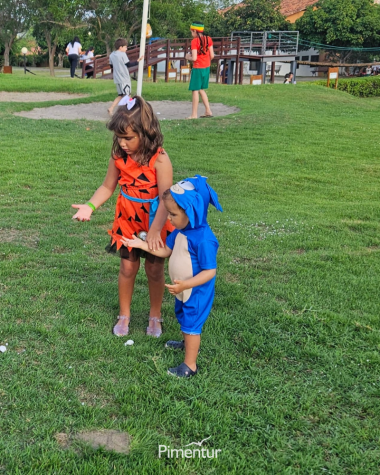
167, 363, 198, 378
165, 340, 185, 350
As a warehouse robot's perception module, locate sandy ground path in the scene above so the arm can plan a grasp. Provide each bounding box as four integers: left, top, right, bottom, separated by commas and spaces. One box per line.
14, 100, 239, 121
0, 92, 88, 102
6, 94, 239, 121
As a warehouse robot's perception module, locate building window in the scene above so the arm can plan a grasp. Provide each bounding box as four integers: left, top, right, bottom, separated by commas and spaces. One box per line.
310, 55, 319, 62
302, 55, 309, 61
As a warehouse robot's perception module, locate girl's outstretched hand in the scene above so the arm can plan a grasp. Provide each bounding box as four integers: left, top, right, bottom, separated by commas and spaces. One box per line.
72, 204, 93, 221
120, 235, 144, 249
146, 229, 164, 252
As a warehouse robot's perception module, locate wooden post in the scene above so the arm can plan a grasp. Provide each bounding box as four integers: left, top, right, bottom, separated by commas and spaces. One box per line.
270, 44, 276, 84
165, 39, 170, 82
239, 61, 244, 85
327, 67, 339, 89
153, 64, 157, 83
235, 37, 240, 85
216, 61, 220, 83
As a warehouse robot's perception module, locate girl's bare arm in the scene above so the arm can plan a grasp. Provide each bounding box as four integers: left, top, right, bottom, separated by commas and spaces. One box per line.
209, 45, 215, 61
72, 157, 119, 221
145, 150, 173, 250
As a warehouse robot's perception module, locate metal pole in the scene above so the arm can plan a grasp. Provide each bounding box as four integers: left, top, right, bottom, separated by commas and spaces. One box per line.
136, 0, 149, 96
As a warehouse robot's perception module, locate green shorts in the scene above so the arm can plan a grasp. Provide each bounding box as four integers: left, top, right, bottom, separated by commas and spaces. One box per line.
189, 67, 210, 91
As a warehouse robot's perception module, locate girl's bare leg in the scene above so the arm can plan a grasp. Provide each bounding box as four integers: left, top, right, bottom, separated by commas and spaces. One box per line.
189, 90, 199, 118
199, 89, 212, 116
117, 258, 140, 332
183, 333, 201, 371
145, 259, 165, 333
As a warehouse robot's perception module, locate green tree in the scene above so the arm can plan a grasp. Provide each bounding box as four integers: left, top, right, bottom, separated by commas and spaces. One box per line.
0, 0, 32, 66
149, 0, 209, 39
296, 0, 380, 62
31, 0, 86, 76
87, 0, 143, 55
223, 0, 287, 33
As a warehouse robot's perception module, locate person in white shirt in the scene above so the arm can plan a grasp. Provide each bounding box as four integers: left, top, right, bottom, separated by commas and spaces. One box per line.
66, 36, 83, 78
82, 46, 95, 78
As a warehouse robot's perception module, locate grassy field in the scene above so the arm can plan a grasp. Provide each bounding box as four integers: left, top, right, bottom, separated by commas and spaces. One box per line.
1, 71, 380, 474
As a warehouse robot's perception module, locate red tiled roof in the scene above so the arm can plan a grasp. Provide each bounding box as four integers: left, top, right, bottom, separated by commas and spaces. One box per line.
280, 0, 317, 16
219, 0, 317, 18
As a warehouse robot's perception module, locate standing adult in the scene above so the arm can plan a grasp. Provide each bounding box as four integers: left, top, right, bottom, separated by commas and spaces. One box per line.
66, 36, 83, 78
186, 22, 214, 119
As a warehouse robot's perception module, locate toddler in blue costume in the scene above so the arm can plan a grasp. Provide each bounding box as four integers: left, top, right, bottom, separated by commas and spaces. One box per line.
122, 175, 222, 377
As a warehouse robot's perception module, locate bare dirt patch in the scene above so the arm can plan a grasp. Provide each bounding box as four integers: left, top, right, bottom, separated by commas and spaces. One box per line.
77, 430, 131, 454
0, 228, 39, 248
15, 100, 240, 121
0, 91, 88, 102
54, 429, 131, 454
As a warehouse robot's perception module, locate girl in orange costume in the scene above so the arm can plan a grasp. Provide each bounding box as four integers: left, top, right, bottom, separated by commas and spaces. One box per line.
72, 96, 174, 338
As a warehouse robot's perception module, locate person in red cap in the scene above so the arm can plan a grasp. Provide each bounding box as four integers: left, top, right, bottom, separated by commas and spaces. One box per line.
186, 22, 214, 119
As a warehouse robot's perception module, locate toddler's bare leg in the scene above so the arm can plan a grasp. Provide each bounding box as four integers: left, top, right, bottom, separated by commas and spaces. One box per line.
183, 333, 201, 371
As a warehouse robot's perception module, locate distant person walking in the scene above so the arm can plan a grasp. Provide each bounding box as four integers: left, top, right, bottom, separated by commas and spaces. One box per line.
108, 38, 144, 116
66, 36, 83, 78
186, 22, 214, 119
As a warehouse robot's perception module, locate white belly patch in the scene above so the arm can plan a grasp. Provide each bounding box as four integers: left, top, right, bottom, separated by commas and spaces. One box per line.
168, 233, 193, 303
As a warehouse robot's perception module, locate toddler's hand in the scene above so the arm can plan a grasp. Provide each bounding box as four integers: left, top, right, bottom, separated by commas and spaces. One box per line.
121, 235, 143, 248
165, 280, 185, 295
72, 204, 93, 221
138, 55, 144, 62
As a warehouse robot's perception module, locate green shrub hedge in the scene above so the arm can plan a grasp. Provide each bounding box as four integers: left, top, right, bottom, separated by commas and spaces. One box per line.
315, 76, 380, 97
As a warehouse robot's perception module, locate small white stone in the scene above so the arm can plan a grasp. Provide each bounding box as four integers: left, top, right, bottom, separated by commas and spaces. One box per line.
125, 340, 134, 346
0, 346, 7, 353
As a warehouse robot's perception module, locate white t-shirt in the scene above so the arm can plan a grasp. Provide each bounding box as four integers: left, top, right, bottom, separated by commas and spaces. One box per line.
67, 42, 82, 55
85, 51, 94, 63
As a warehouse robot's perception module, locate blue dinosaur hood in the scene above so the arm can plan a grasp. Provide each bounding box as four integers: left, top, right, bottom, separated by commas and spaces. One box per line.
169, 175, 223, 228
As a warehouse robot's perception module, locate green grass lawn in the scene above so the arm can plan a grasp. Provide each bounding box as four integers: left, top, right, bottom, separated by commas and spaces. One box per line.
1, 72, 380, 474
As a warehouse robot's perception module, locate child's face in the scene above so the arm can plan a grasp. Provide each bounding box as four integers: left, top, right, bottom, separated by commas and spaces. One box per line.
116, 126, 140, 157
165, 199, 189, 230
118, 45, 127, 52
190, 29, 197, 38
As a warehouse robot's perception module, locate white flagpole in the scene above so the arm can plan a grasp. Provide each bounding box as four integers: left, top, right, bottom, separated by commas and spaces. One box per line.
136, 0, 149, 96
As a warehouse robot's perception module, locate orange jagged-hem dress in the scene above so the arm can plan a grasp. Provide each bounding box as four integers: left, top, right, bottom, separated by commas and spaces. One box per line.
107, 148, 174, 256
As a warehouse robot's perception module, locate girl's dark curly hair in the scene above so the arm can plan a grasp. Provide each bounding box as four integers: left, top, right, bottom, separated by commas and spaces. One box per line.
107, 96, 163, 166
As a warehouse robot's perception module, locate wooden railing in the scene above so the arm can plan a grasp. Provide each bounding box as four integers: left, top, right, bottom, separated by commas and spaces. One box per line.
82, 37, 264, 84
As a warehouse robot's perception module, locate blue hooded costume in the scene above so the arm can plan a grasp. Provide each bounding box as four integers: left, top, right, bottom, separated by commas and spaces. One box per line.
165, 176, 222, 334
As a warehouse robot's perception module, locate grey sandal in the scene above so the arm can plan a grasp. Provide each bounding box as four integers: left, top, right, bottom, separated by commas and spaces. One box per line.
113, 315, 130, 336
146, 317, 163, 338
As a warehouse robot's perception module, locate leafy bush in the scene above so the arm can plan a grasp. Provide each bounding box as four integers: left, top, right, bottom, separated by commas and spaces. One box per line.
315, 76, 380, 97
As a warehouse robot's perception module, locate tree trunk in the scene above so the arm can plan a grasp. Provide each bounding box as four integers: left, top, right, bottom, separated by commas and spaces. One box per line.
48, 45, 57, 76
58, 52, 64, 68
45, 31, 56, 77
3, 44, 11, 67
3, 35, 15, 66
